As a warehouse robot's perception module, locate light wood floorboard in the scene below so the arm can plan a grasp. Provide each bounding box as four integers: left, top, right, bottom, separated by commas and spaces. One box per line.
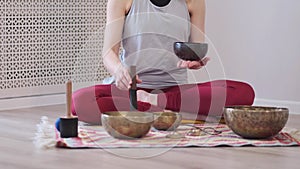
0, 104, 299, 169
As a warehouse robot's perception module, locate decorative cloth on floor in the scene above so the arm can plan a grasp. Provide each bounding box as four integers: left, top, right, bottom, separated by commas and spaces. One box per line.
55, 124, 300, 148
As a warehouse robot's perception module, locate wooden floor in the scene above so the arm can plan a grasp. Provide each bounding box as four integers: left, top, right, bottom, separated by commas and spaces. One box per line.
0, 104, 299, 169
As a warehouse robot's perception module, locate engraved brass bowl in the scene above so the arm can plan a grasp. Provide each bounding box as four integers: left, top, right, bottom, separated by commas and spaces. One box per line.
223, 106, 289, 139
152, 112, 182, 131
101, 111, 153, 139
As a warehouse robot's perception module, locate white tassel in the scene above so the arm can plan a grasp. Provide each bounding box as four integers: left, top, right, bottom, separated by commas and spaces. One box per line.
287, 128, 300, 142
33, 116, 56, 149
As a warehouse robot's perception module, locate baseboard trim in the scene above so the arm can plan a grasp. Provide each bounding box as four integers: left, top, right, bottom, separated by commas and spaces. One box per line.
0, 82, 102, 111
0, 93, 65, 111
254, 98, 300, 114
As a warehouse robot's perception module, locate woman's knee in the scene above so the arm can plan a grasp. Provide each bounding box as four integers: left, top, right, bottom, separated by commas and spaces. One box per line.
226, 80, 255, 105
71, 87, 102, 123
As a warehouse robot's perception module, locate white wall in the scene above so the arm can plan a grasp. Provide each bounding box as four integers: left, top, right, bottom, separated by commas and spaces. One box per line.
194, 0, 300, 112
2, 0, 300, 112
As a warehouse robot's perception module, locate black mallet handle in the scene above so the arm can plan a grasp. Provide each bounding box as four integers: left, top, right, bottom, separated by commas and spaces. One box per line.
129, 66, 137, 111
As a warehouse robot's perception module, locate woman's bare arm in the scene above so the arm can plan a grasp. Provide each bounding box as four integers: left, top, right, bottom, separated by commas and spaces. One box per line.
102, 0, 130, 74
102, 0, 137, 90
187, 0, 206, 42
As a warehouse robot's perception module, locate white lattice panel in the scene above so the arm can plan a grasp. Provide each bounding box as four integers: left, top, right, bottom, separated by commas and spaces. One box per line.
0, 0, 110, 99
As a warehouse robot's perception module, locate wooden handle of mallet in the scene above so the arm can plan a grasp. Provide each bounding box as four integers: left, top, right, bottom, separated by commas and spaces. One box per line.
66, 80, 73, 118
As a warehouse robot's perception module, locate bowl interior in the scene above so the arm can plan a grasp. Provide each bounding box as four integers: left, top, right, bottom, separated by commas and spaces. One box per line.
102, 111, 154, 123
173, 42, 208, 61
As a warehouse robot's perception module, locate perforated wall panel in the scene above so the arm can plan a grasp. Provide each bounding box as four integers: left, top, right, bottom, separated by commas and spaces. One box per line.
0, 0, 109, 98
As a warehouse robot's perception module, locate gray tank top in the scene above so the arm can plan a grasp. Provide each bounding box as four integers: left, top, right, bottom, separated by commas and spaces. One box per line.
104, 0, 191, 89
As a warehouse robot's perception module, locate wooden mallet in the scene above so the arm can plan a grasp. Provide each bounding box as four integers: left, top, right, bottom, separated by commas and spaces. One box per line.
59, 80, 78, 138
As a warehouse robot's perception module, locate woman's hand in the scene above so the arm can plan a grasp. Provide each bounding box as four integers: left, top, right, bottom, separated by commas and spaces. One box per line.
177, 57, 210, 69
114, 64, 142, 90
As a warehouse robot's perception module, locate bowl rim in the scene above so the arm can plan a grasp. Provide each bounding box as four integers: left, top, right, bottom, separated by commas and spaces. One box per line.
153, 111, 182, 116
223, 105, 289, 112
102, 111, 153, 117
174, 41, 208, 46
101, 111, 154, 123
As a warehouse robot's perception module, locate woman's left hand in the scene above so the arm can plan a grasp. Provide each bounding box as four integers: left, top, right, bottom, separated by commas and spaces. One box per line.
177, 57, 210, 69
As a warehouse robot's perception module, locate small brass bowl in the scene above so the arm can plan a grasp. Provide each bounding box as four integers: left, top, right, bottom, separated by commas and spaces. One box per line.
153, 112, 182, 131
101, 111, 153, 139
223, 106, 289, 139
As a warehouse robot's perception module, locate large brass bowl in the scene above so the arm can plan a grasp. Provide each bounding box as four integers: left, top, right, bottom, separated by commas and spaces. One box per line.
223, 106, 289, 139
101, 111, 153, 139
152, 112, 182, 131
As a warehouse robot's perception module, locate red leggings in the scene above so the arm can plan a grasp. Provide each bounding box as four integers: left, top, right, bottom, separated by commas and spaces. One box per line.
72, 80, 255, 123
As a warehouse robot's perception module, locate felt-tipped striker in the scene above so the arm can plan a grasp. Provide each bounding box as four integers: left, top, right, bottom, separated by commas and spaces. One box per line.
59, 80, 78, 138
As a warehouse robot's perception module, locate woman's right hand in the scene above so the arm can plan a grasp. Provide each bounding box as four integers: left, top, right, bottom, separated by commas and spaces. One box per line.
177, 57, 210, 69
114, 64, 142, 90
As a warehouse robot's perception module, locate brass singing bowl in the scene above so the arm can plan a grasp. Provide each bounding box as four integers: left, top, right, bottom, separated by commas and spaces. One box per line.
173, 42, 208, 61
152, 112, 182, 131
223, 106, 289, 139
101, 111, 153, 139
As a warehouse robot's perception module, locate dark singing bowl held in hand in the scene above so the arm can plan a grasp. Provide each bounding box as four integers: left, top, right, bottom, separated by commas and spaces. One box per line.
101, 111, 154, 139
223, 106, 289, 139
173, 42, 208, 61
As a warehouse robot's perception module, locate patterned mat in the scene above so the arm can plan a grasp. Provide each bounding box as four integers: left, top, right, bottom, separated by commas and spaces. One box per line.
56, 124, 300, 148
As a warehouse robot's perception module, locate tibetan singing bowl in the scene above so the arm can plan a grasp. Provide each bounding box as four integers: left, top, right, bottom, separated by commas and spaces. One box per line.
223, 106, 289, 139
101, 111, 153, 139
152, 112, 182, 131
173, 42, 208, 61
